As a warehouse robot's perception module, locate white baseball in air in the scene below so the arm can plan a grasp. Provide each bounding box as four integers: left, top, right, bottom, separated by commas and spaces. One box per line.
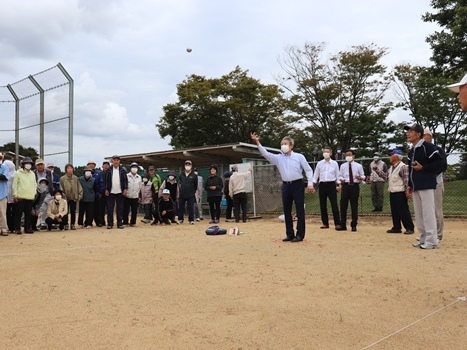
186, 48, 192, 53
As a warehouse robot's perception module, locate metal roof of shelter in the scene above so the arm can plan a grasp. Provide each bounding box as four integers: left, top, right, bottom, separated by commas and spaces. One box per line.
106, 142, 281, 168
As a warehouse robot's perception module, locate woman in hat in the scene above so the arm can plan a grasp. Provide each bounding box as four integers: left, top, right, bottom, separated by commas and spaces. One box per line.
12, 157, 36, 234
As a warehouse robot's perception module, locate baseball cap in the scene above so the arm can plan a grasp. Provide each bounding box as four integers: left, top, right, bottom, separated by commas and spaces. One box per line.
46, 163, 54, 168
423, 129, 433, 137
403, 123, 424, 134
231, 165, 238, 171
162, 189, 170, 195
111, 155, 120, 159
87, 160, 96, 165
185, 160, 192, 165
130, 162, 138, 168
390, 149, 403, 155
148, 165, 155, 170
447, 73, 467, 93
35, 158, 45, 165
102, 160, 110, 166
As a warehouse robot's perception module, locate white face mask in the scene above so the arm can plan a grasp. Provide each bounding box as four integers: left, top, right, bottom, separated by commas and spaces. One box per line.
323, 152, 330, 159
130, 168, 138, 174
168, 175, 175, 181
185, 165, 192, 172
24, 163, 32, 170
38, 184, 47, 193
143, 178, 148, 183
281, 144, 290, 153
345, 156, 353, 163
373, 156, 379, 161
55, 195, 62, 201
84, 171, 92, 178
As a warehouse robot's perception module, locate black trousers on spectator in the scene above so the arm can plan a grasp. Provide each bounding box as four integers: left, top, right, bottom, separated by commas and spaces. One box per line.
15, 199, 33, 232
67, 200, 77, 225
208, 196, 222, 220
340, 183, 359, 229
233, 192, 247, 223
78, 201, 94, 227
318, 181, 340, 226
123, 197, 139, 225
93, 196, 103, 226
225, 196, 234, 220
99, 195, 107, 226
107, 193, 124, 227
46, 215, 68, 230
389, 192, 414, 231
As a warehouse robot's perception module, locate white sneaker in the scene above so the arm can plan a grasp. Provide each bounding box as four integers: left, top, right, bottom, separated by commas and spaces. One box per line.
196, 218, 200, 222
420, 243, 439, 249
190, 221, 195, 225
77, 225, 84, 229
412, 242, 422, 247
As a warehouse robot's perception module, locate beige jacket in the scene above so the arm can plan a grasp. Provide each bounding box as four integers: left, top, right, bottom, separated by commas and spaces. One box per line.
60, 175, 83, 201
47, 198, 68, 219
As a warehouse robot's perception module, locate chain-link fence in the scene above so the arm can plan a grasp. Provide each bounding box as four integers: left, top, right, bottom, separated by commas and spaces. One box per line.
251, 153, 467, 217
0, 63, 73, 167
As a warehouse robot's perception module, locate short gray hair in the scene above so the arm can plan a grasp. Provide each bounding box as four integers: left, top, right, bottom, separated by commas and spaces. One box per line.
282, 136, 294, 147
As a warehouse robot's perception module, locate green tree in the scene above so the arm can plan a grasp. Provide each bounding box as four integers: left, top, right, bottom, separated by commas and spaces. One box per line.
277, 42, 395, 157
393, 64, 466, 153
0, 142, 39, 159
157, 66, 292, 149
423, 1, 467, 73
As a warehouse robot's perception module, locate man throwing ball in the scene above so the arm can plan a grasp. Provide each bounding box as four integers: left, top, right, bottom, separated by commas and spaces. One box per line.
251, 132, 315, 242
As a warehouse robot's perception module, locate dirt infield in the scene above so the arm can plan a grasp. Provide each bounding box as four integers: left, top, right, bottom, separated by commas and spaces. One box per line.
0, 216, 466, 350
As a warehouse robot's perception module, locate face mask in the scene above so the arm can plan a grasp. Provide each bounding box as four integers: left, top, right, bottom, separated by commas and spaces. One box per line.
84, 171, 92, 178
185, 166, 192, 172
24, 164, 32, 170
55, 195, 62, 201
168, 175, 175, 181
373, 156, 380, 161
38, 184, 47, 193
143, 178, 148, 183
281, 144, 290, 153
131, 168, 138, 174
323, 152, 330, 159
345, 156, 353, 163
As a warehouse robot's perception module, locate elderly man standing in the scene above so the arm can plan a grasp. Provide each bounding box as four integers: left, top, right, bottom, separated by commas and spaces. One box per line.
447, 73, 467, 110
178, 160, 198, 225
251, 132, 315, 242
312, 147, 340, 229
87, 160, 105, 227
423, 129, 447, 243
386, 149, 414, 235
368, 152, 388, 212
404, 123, 445, 249
104, 155, 128, 229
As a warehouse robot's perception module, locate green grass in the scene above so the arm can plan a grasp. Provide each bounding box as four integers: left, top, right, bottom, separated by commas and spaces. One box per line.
304, 180, 467, 217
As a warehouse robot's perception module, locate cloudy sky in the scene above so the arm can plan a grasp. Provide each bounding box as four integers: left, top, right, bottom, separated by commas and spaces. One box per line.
0, 0, 439, 168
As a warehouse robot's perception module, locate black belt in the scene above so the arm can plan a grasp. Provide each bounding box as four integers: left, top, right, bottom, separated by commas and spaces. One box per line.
282, 179, 302, 184
343, 182, 360, 186
320, 181, 336, 184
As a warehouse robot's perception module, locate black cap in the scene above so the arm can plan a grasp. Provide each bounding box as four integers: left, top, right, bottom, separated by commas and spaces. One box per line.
403, 123, 424, 134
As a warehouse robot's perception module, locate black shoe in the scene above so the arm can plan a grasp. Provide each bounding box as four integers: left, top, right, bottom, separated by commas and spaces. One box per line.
335, 226, 347, 231
282, 237, 294, 242
24, 229, 34, 234
291, 237, 303, 242
404, 230, 414, 235
97, 224, 102, 227
71, 225, 76, 230
351, 227, 357, 232
320, 225, 329, 229
107, 226, 113, 229
117, 226, 124, 229
386, 228, 402, 233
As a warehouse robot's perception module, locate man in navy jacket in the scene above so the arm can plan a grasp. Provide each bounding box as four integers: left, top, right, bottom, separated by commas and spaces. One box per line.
404, 123, 445, 249
104, 155, 128, 229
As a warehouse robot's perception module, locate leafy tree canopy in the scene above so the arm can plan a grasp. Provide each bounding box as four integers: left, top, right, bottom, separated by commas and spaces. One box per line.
157, 66, 293, 150
0, 142, 39, 159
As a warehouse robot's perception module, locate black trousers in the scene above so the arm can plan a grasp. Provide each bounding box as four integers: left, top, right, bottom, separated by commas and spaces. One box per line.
208, 196, 222, 220
225, 196, 234, 220
78, 201, 94, 226
107, 193, 124, 227
15, 199, 32, 231
318, 182, 340, 226
340, 183, 359, 229
99, 195, 107, 226
67, 200, 77, 225
233, 192, 248, 222
7, 202, 16, 232
93, 196, 103, 226
46, 215, 68, 230
282, 180, 305, 239
123, 197, 139, 225
389, 192, 414, 231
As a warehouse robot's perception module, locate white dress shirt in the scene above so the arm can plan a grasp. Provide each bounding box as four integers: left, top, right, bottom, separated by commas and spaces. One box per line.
338, 161, 366, 183
312, 159, 340, 184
